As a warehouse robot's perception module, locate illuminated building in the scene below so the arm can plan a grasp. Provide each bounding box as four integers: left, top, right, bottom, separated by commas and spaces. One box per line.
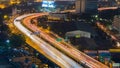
10, 0, 21, 5
41, 0, 75, 1
116, 0, 120, 7
65, 30, 91, 38
42, 0, 55, 8
75, 0, 98, 13
0, 4, 6, 9
113, 15, 120, 33
85, 0, 98, 13
98, 0, 116, 7
75, 0, 85, 13
54, 0, 75, 1
0, 0, 9, 7
34, 0, 42, 2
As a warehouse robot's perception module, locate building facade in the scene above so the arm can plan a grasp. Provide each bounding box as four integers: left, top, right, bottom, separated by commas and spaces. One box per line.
113, 15, 120, 33
98, 0, 116, 7
116, 0, 120, 7
54, 0, 75, 1
65, 30, 91, 38
75, 0, 98, 13
85, 0, 98, 12
75, 0, 85, 13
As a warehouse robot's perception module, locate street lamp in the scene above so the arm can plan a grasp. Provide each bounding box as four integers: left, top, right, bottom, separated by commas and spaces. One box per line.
3, 15, 8, 19
116, 42, 120, 48
6, 39, 11, 49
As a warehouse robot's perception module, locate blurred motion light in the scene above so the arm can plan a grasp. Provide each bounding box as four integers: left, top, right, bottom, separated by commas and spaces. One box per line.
17, 1, 20, 4
0, 4, 5, 9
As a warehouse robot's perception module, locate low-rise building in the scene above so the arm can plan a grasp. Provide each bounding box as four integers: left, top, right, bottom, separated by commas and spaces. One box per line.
65, 30, 91, 38
49, 12, 67, 19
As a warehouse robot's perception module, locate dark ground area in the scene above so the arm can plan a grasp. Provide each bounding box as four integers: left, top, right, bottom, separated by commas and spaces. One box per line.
49, 21, 113, 50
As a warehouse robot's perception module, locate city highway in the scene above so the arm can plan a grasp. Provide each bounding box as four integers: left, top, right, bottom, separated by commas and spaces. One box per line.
98, 7, 118, 11
22, 13, 109, 68
14, 14, 83, 68
96, 22, 120, 47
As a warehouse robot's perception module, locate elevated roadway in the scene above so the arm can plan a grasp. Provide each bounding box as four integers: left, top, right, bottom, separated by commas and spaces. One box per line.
14, 14, 83, 68
98, 7, 118, 11
22, 13, 109, 68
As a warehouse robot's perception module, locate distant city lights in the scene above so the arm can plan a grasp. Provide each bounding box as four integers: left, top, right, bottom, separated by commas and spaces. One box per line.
42, 1, 55, 8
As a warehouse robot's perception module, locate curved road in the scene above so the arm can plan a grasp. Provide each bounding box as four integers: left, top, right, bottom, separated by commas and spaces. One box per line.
22, 13, 109, 68
14, 14, 83, 68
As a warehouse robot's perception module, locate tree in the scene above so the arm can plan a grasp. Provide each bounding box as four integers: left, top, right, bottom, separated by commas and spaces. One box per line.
0, 24, 9, 32
0, 32, 9, 47
0, 32, 8, 41
0, 9, 3, 24
10, 34, 25, 48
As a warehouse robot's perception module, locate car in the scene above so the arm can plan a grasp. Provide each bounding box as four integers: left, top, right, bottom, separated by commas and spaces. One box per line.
15, 19, 20, 22
30, 31, 40, 35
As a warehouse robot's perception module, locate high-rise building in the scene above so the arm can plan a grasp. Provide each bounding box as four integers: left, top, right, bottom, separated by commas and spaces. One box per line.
75, 0, 85, 13
54, 0, 75, 1
116, 0, 120, 7
85, 0, 98, 12
75, 0, 98, 13
34, 0, 42, 2
98, 0, 116, 7
113, 15, 120, 33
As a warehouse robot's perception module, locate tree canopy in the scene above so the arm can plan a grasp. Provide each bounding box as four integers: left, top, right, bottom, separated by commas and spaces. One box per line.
10, 34, 25, 48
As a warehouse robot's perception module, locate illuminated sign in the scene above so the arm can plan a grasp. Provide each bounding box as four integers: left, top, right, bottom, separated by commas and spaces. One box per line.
42, 1, 55, 8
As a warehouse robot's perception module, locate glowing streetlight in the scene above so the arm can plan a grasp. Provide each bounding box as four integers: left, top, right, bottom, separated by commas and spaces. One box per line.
0, 4, 5, 9
6, 39, 10, 43
6, 39, 11, 49
116, 42, 120, 48
4, 15, 8, 19
17, 1, 20, 4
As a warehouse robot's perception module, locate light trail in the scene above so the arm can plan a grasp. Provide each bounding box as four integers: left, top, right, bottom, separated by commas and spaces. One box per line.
22, 13, 109, 68
14, 14, 83, 68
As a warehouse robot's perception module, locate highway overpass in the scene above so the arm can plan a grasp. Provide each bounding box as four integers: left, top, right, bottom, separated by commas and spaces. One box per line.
14, 13, 83, 68
22, 13, 108, 68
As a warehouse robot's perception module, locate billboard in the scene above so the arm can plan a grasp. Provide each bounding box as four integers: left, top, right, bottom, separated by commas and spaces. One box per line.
42, 1, 55, 8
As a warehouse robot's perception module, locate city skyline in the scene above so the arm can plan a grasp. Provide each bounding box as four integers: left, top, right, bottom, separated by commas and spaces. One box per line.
0, 0, 120, 68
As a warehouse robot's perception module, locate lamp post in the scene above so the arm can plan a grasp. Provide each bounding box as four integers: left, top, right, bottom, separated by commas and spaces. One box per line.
6, 39, 11, 49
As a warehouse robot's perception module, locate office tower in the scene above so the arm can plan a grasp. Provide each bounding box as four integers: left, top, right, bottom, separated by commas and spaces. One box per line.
113, 15, 120, 33
98, 0, 116, 7
85, 0, 98, 12
75, 0, 85, 13
116, 0, 120, 7
76, 0, 98, 13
